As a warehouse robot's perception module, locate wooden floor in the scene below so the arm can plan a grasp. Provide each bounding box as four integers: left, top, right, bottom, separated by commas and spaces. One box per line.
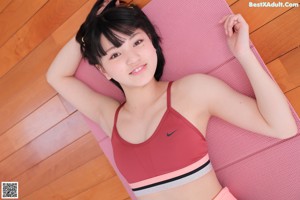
0, 0, 299, 199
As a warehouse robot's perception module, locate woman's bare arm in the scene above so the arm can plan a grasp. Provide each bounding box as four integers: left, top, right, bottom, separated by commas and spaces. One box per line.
206, 14, 298, 138
46, 37, 119, 136
236, 49, 297, 138
179, 71, 297, 139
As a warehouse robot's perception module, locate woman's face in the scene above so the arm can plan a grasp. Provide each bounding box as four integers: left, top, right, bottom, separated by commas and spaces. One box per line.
99, 28, 158, 88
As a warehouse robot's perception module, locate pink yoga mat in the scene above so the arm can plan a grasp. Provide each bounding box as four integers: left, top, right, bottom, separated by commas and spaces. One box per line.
75, 0, 300, 199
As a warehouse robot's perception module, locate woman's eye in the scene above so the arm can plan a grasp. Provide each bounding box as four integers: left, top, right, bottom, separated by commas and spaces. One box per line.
110, 53, 121, 60
134, 39, 144, 46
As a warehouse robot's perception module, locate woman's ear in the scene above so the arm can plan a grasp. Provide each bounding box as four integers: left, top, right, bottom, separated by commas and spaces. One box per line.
96, 64, 112, 80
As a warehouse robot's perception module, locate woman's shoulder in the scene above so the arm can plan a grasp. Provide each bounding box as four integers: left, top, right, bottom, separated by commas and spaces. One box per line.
173, 73, 216, 93
169, 74, 215, 124
171, 73, 226, 104
170, 74, 208, 105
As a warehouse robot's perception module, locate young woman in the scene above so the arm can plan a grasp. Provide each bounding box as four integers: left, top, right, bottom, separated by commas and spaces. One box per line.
46, 0, 297, 199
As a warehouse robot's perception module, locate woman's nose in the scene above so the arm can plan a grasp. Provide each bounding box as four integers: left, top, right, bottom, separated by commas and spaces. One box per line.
126, 50, 140, 66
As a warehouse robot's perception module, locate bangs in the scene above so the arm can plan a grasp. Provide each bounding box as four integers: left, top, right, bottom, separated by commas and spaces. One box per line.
93, 6, 143, 60
96, 23, 138, 58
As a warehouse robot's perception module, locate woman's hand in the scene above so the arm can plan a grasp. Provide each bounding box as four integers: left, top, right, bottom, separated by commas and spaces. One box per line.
219, 14, 251, 59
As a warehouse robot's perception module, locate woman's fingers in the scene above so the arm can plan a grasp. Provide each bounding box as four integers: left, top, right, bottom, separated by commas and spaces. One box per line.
219, 15, 233, 36
220, 15, 229, 35
228, 15, 239, 37
219, 14, 247, 37
226, 15, 234, 36
218, 15, 227, 24
224, 15, 233, 36
219, 14, 250, 57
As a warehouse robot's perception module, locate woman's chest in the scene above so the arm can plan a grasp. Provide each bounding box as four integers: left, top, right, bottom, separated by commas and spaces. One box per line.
117, 102, 167, 144
112, 110, 209, 185
116, 105, 209, 144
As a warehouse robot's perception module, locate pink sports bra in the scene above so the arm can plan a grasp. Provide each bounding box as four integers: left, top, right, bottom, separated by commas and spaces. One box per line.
111, 82, 212, 197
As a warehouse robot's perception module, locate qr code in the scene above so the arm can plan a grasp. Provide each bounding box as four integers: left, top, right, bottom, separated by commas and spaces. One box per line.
1, 182, 18, 199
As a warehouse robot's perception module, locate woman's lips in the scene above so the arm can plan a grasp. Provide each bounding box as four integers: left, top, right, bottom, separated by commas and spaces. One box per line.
129, 64, 147, 75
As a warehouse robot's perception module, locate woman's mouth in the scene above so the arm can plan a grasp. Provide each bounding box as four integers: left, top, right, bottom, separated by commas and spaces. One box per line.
129, 64, 147, 75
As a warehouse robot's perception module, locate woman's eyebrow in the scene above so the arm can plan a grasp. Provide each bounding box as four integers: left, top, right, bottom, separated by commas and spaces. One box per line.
129, 32, 141, 39
105, 32, 142, 53
105, 46, 116, 54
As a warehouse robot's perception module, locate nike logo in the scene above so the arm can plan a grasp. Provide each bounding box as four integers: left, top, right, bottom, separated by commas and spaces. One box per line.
166, 130, 176, 137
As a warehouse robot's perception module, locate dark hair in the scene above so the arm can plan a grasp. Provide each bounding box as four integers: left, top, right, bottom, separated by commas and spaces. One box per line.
76, 0, 165, 91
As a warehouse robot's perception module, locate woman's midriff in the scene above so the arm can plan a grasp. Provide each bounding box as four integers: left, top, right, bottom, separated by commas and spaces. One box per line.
138, 170, 223, 200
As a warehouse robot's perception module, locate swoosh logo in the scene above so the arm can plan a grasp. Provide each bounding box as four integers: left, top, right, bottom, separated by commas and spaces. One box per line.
166, 130, 176, 137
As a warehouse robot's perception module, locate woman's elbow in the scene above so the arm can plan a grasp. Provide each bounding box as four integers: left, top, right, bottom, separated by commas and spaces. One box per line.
275, 125, 298, 139
45, 66, 62, 88
46, 69, 55, 86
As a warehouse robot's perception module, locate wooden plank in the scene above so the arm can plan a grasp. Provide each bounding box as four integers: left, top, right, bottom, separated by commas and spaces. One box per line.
0, 0, 13, 13
0, 36, 58, 107
69, 176, 129, 200
230, 0, 298, 32
267, 47, 300, 93
0, 0, 48, 46
250, 8, 300, 63
267, 59, 297, 93
0, 76, 56, 135
131, 0, 151, 7
23, 155, 116, 200
0, 0, 88, 78
52, 0, 97, 45
279, 47, 300, 89
0, 96, 68, 162
227, 0, 238, 6
0, 0, 98, 105
286, 87, 300, 116
0, 0, 114, 134
16, 132, 102, 197
0, 111, 90, 181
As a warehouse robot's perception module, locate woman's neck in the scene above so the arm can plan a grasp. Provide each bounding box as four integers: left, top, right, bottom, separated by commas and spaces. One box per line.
122, 79, 168, 114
